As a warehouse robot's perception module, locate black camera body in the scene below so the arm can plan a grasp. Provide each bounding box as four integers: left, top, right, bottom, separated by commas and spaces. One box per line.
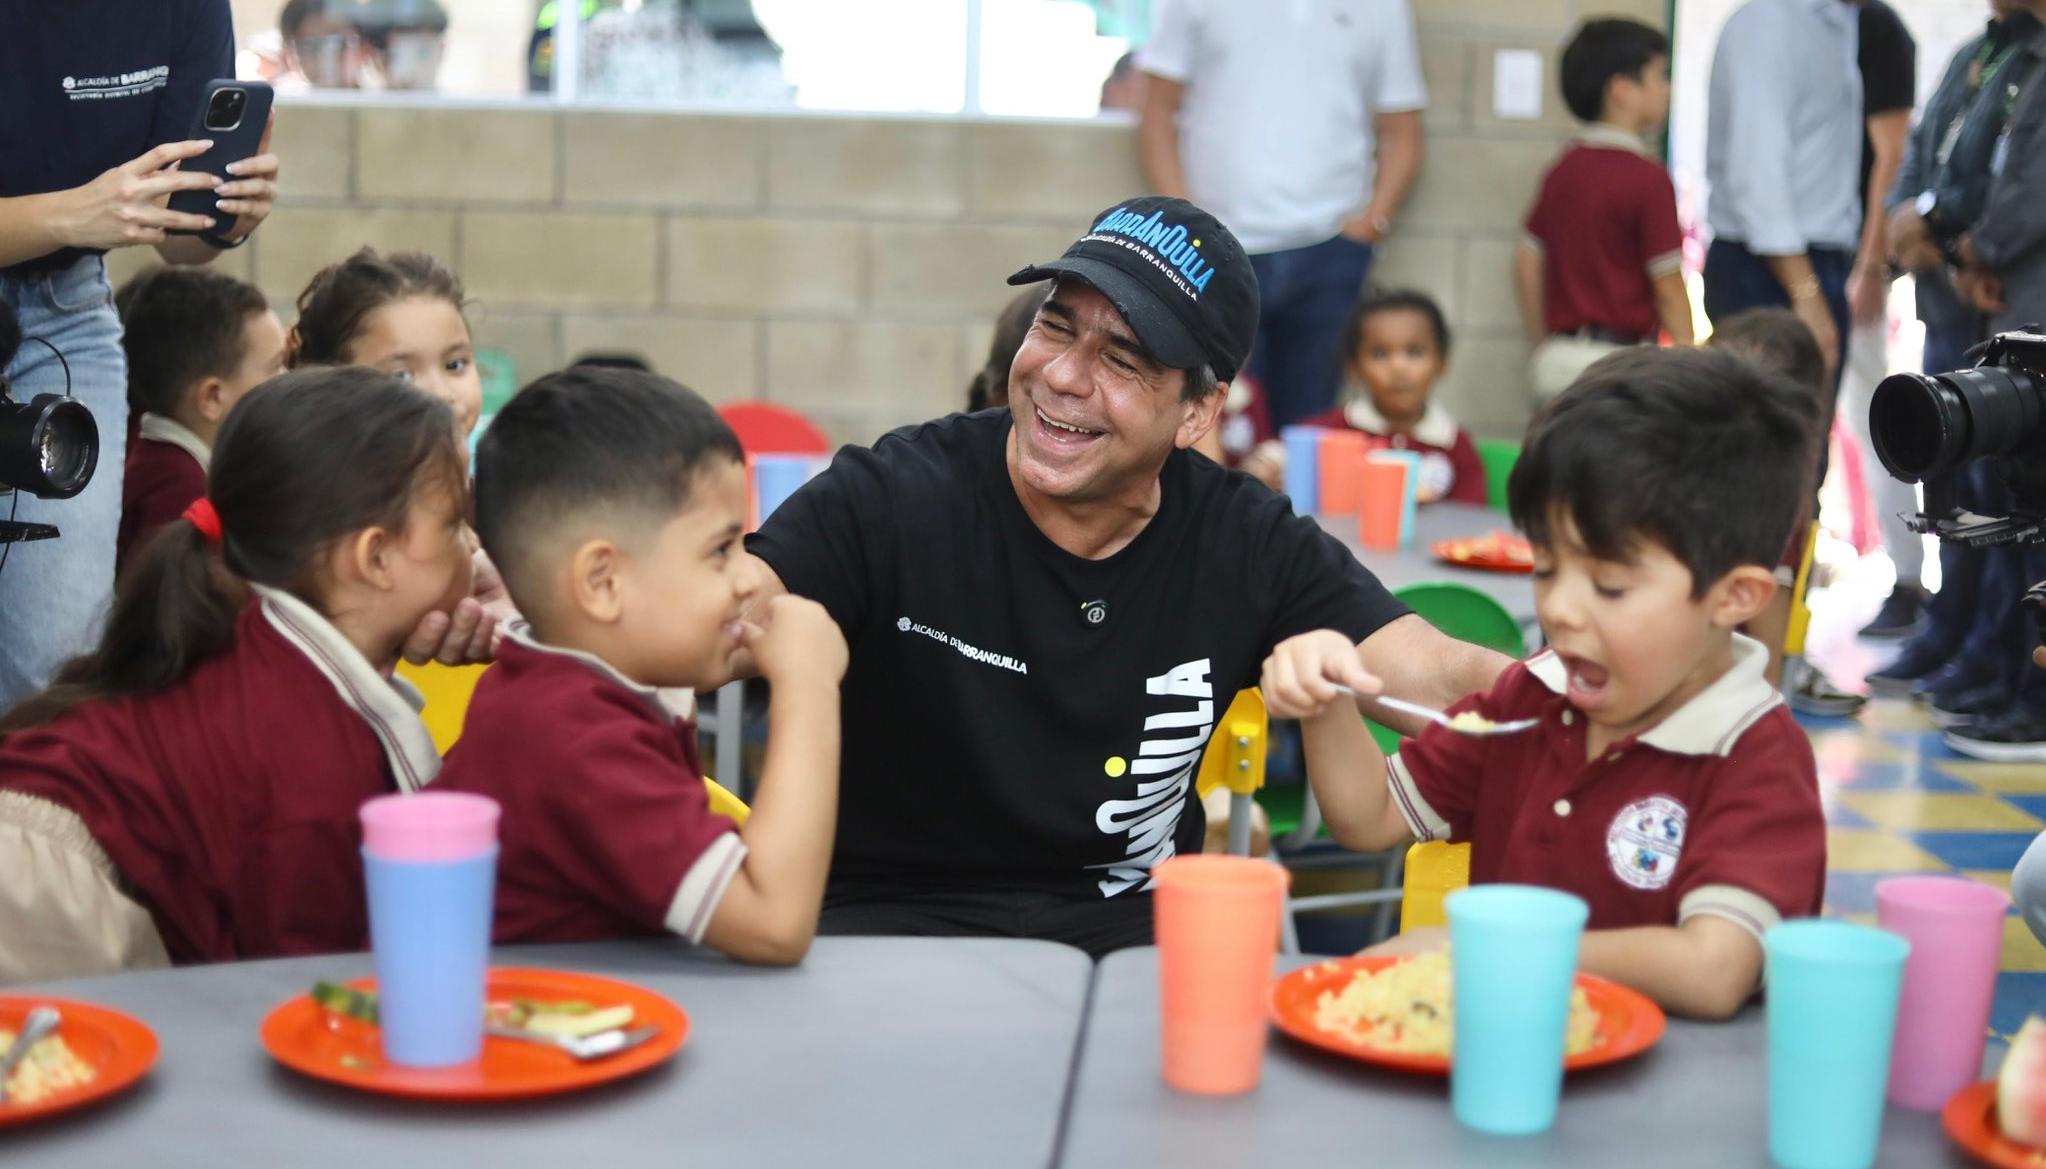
1870, 328, 2046, 645
1870, 329, 2046, 546
0, 302, 101, 544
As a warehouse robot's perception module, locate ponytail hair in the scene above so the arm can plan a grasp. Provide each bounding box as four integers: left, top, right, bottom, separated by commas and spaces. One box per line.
0, 367, 464, 734
289, 246, 467, 368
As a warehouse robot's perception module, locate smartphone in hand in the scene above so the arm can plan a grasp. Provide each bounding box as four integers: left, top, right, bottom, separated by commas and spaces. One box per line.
166, 80, 274, 244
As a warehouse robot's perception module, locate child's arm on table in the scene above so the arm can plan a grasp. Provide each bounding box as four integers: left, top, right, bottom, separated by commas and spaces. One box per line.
700, 595, 848, 965
1261, 630, 1414, 853
1577, 915, 1760, 1020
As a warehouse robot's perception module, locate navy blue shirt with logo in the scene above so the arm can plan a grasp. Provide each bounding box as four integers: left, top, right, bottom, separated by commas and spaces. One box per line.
0, 0, 234, 273
747, 409, 1406, 903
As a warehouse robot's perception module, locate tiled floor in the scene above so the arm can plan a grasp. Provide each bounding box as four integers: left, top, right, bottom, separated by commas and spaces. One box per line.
1803, 702, 2046, 1051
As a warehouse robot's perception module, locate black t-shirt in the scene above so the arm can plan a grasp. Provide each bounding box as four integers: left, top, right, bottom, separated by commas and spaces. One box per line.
0, 0, 234, 274
1858, 0, 1917, 202
747, 410, 1407, 901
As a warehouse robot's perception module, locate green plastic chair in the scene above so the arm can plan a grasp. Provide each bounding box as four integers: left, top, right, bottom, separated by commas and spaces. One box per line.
1475, 437, 1519, 513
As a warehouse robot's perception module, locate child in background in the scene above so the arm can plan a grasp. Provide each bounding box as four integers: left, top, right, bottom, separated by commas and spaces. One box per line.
1243, 289, 1485, 505
1516, 18, 1692, 403
0, 370, 470, 981
1706, 308, 1836, 695
966, 286, 1050, 412
1262, 348, 1825, 1018
291, 246, 482, 437
437, 366, 847, 965
114, 268, 288, 572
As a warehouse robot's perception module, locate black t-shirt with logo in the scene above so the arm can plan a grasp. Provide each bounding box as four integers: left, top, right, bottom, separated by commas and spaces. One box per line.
747, 409, 1406, 902
0, 0, 233, 273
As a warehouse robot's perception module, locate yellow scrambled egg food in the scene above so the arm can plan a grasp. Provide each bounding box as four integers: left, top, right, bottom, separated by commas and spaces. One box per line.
1312, 952, 1599, 1057
0, 1030, 95, 1105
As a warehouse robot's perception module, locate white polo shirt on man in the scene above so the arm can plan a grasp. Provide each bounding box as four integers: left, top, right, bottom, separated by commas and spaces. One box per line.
1139, 0, 1427, 255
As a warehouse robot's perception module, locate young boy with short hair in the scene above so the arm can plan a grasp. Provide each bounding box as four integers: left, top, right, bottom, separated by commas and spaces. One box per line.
1516, 18, 1693, 403
114, 267, 287, 569
435, 366, 847, 965
1263, 347, 1826, 1018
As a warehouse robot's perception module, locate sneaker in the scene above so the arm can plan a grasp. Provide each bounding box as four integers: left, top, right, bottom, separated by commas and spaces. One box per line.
1929, 682, 2014, 729
1858, 585, 1928, 640
1866, 639, 1956, 697
1944, 706, 2046, 762
1915, 658, 2004, 707
1785, 658, 1868, 717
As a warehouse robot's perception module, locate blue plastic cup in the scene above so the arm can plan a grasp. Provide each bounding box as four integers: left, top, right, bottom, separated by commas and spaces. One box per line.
1447, 884, 1590, 1135
753, 454, 819, 523
1280, 426, 1320, 514
360, 792, 500, 1068
1765, 920, 1912, 1169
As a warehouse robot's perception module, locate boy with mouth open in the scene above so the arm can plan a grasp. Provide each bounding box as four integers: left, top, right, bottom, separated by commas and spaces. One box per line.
1262, 346, 1828, 1019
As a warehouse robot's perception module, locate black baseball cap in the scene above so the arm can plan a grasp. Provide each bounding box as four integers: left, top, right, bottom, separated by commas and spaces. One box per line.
1007, 196, 1259, 384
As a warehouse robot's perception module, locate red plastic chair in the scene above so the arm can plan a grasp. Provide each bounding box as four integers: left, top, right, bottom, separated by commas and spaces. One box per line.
718, 401, 831, 456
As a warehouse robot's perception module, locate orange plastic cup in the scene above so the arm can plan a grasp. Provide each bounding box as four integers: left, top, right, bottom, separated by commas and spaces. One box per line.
1358, 458, 1408, 550
1152, 854, 1290, 1095
1317, 431, 1369, 514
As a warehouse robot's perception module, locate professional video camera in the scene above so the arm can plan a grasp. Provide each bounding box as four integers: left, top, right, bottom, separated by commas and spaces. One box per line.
0, 301, 101, 545
1869, 328, 2046, 643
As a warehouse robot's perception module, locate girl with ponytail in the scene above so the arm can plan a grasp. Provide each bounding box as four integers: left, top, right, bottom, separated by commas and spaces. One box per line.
0, 367, 472, 980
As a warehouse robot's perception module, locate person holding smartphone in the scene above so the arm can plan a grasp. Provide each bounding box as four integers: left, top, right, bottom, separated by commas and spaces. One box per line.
0, 0, 281, 709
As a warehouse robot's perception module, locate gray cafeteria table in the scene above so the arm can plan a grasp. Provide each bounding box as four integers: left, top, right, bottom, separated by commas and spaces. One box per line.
1057, 948, 1969, 1169
8, 936, 1091, 1169
1321, 501, 1537, 624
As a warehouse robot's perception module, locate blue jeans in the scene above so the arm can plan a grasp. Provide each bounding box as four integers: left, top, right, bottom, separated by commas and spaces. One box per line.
0, 256, 127, 709
1702, 239, 1853, 392
1246, 234, 1375, 431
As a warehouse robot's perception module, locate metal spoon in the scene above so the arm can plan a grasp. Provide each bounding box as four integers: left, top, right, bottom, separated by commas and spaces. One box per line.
0, 1007, 61, 1104
1333, 686, 1538, 736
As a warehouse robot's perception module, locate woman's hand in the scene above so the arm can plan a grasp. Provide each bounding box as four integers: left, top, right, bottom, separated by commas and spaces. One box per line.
211, 114, 278, 243
55, 140, 222, 249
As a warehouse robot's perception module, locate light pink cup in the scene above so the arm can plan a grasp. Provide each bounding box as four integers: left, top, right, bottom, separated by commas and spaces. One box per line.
1876, 875, 2010, 1110
359, 792, 501, 862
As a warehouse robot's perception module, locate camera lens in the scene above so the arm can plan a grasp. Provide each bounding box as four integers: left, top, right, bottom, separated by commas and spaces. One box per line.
1870, 364, 2046, 481
205, 89, 247, 132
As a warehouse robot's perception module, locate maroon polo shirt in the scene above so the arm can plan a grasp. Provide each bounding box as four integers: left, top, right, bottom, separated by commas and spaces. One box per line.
1523, 127, 1686, 341
1388, 635, 1824, 939
117, 435, 206, 572
0, 599, 433, 963
435, 633, 743, 946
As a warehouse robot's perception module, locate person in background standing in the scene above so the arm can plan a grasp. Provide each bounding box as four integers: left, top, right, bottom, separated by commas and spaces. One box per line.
1137, 0, 1426, 432
0, 0, 281, 710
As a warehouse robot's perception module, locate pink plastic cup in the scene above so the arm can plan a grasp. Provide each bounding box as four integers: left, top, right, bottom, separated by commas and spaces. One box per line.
360, 791, 500, 862
1153, 854, 1290, 1095
1357, 458, 1408, 551
1318, 431, 1370, 515
1876, 875, 2010, 1110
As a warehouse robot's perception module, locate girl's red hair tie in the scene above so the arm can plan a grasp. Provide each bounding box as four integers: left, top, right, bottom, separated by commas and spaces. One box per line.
183, 498, 223, 543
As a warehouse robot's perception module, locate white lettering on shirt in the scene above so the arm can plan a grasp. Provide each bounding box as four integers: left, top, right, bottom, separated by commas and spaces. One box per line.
1090, 658, 1215, 897
895, 615, 1029, 675
62, 66, 171, 101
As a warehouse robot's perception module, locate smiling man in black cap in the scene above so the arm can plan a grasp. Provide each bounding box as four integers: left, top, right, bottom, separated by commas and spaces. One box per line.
743, 197, 1509, 955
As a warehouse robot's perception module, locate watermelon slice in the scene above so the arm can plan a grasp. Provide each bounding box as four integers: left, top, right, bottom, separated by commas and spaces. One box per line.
1998, 1016, 2046, 1147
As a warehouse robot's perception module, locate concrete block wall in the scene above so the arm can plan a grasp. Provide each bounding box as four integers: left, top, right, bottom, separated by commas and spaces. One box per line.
108, 0, 1665, 448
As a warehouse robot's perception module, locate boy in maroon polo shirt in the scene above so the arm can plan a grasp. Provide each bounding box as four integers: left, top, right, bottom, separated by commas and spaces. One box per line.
438, 366, 847, 965
114, 267, 287, 572
1515, 18, 1693, 404
1263, 347, 1825, 1018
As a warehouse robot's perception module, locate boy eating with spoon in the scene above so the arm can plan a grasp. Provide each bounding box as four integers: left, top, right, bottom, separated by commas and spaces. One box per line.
1262, 347, 1827, 1018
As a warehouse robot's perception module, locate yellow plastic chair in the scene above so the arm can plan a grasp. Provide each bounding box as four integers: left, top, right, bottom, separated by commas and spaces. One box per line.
1783, 522, 1820, 661
1195, 689, 1269, 857
394, 660, 750, 825
1398, 841, 1472, 930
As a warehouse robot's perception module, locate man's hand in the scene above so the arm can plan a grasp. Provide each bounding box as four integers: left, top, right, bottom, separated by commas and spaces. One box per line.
1957, 263, 2008, 315
1261, 630, 1382, 720
1889, 206, 1939, 273
2034, 645, 2045, 670
211, 113, 278, 243
1360, 925, 1447, 958
1339, 210, 1389, 246
1789, 286, 1840, 380
57, 140, 221, 249
1847, 259, 1888, 326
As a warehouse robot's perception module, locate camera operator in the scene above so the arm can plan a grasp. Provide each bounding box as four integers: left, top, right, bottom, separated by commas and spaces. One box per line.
1869, 3, 2037, 721
0, 0, 280, 708
1928, 0, 2046, 759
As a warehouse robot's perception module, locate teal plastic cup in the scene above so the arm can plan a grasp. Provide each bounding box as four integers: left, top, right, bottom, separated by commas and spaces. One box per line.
1765, 919, 1911, 1169
1447, 884, 1589, 1135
